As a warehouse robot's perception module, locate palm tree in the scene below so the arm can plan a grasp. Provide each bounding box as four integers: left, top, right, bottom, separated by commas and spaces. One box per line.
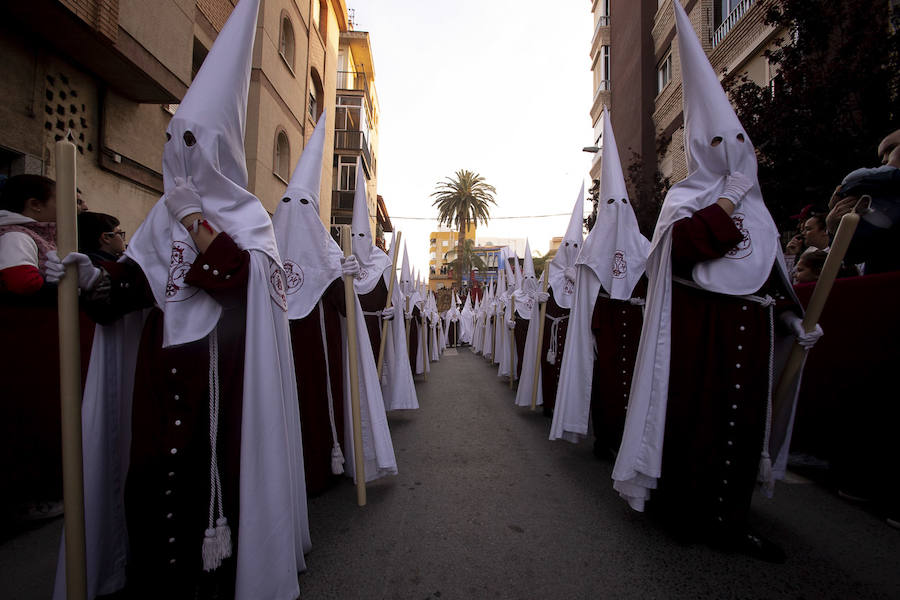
431, 169, 497, 289
444, 239, 487, 282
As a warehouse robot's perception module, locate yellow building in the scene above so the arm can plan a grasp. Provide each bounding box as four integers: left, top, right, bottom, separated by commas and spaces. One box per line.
428, 224, 476, 290
1, 0, 349, 237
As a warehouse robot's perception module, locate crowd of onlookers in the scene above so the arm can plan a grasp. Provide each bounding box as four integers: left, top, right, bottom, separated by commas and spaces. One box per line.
782, 129, 900, 285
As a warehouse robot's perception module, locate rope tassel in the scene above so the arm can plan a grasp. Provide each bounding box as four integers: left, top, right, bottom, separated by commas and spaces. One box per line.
320, 301, 345, 476
202, 327, 232, 572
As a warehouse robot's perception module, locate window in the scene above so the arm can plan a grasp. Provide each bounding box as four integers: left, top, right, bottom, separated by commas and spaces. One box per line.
657, 51, 672, 95
338, 156, 357, 191
442, 240, 449, 247
280, 15, 295, 71
600, 45, 610, 90
311, 0, 321, 33
274, 130, 290, 181
598, 0, 610, 25
714, 0, 744, 29
309, 70, 324, 121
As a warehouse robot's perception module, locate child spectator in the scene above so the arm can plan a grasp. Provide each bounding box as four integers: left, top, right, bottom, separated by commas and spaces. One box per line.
0, 175, 57, 297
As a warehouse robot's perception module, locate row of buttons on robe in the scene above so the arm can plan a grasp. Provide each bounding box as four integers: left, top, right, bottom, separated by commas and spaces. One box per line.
715, 304, 750, 524
201, 263, 232, 279
165, 366, 184, 566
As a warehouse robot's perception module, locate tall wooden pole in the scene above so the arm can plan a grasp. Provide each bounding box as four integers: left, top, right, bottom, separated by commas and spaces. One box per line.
421, 310, 428, 381
376, 231, 401, 380
772, 197, 868, 416
341, 226, 366, 506
56, 140, 87, 600
531, 262, 551, 410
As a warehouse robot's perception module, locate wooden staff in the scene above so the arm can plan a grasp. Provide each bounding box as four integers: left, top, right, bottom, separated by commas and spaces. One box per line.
404, 295, 411, 350
531, 262, 551, 410
340, 225, 366, 506
772, 197, 869, 415
509, 293, 516, 389
56, 139, 87, 600
376, 231, 401, 380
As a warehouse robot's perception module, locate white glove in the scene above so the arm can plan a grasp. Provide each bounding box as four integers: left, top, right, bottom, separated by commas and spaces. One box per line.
720, 171, 754, 210
341, 255, 360, 278
536, 291, 550, 303
45, 250, 101, 290
564, 266, 576, 283
382, 310, 394, 321
164, 176, 202, 222
506, 319, 516, 330
782, 312, 823, 350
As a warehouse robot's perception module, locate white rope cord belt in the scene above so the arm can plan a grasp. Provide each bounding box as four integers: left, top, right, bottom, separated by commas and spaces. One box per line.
673, 276, 778, 490
318, 299, 345, 475
362, 310, 382, 317
545, 314, 570, 365
202, 327, 231, 571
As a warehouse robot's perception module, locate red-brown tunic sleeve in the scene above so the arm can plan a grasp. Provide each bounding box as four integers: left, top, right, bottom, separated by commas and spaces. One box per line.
183, 233, 250, 308
671, 204, 744, 278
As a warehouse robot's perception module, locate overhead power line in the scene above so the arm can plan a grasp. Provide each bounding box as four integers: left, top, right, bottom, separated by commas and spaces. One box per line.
389, 212, 574, 221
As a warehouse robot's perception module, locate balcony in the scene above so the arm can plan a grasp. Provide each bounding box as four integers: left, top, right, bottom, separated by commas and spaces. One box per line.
712, 0, 755, 47
335, 130, 373, 174
331, 190, 355, 211
337, 71, 369, 94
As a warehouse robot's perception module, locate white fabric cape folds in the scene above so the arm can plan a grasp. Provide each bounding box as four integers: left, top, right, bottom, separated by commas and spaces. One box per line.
514, 297, 544, 407
379, 266, 419, 410
54, 254, 311, 600
340, 292, 399, 481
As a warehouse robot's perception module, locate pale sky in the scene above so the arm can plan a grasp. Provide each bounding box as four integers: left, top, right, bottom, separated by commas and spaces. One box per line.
347, 0, 595, 277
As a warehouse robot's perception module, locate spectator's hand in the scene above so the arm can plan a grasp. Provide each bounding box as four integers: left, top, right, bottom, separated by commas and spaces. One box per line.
825, 196, 858, 236
564, 266, 577, 283
165, 176, 202, 222
46, 250, 101, 290
341, 255, 360, 278
785, 234, 804, 256
782, 312, 824, 350
536, 291, 550, 303
720, 171, 754, 210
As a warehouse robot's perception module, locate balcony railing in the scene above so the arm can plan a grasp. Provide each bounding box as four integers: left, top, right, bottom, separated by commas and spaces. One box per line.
597, 16, 610, 26
337, 71, 368, 94
335, 130, 373, 172
712, 0, 755, 47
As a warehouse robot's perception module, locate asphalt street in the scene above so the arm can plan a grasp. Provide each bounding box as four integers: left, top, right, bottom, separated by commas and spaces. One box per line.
3, 346, 899, 599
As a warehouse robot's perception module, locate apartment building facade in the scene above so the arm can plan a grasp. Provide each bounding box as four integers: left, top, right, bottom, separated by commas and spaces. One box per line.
1, 0, 348, 236
589, 0, 784, 188
329, 28, 386, 245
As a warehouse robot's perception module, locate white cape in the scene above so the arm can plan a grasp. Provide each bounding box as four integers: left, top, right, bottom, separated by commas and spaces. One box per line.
514, 298, 544, 407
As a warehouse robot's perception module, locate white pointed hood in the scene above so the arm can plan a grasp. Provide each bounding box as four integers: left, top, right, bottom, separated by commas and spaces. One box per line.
653, 0, 779, 295
273, 112, 344, 319
126, 0, 281, 348
548, 187, 585, 308
512, 239, 538, 317
351, 161, 392, 294
579, 107, 650, 300
399, 243, 413, 296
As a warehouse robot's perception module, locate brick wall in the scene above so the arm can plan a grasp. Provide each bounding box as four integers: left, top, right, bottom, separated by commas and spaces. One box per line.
58, 0, 120, 42
198, 0, 237, 33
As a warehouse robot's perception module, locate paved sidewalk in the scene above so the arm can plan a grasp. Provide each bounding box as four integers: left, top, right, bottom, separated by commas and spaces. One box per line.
298, 347, 900, 599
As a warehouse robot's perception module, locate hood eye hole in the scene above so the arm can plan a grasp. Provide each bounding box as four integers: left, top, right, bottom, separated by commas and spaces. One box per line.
736, 133, 745, 142
607, 198, 615, 204
564, 242, 569, 247
622, 198, 628, 204
165, 132, 172, 142
358, 233, 365, 237
710, 136, 723, 147
299, 198, 309, 205
282, 197, 291, 203
183, 131, 196, 146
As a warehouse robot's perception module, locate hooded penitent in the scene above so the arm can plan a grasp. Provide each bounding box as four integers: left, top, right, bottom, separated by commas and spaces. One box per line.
273, 112, 343, 320
379, 238, 419, 410
55, 2, 310, 599
549, 106, 650, 439
548, 189, 586, 309
351, 161, 392, 295
512, 239, 538, 318
612, 0, 796, 512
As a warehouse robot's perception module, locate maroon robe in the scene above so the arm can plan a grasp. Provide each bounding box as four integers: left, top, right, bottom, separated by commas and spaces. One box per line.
358, 279, 389, 363
289, 278, 346, 496
653, 204, 793, 541
98, 234, 248, 598
538, 290, 569, 415
590, 278, 646, 455
513, 315, 528, 379
407, 305, 420, 373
